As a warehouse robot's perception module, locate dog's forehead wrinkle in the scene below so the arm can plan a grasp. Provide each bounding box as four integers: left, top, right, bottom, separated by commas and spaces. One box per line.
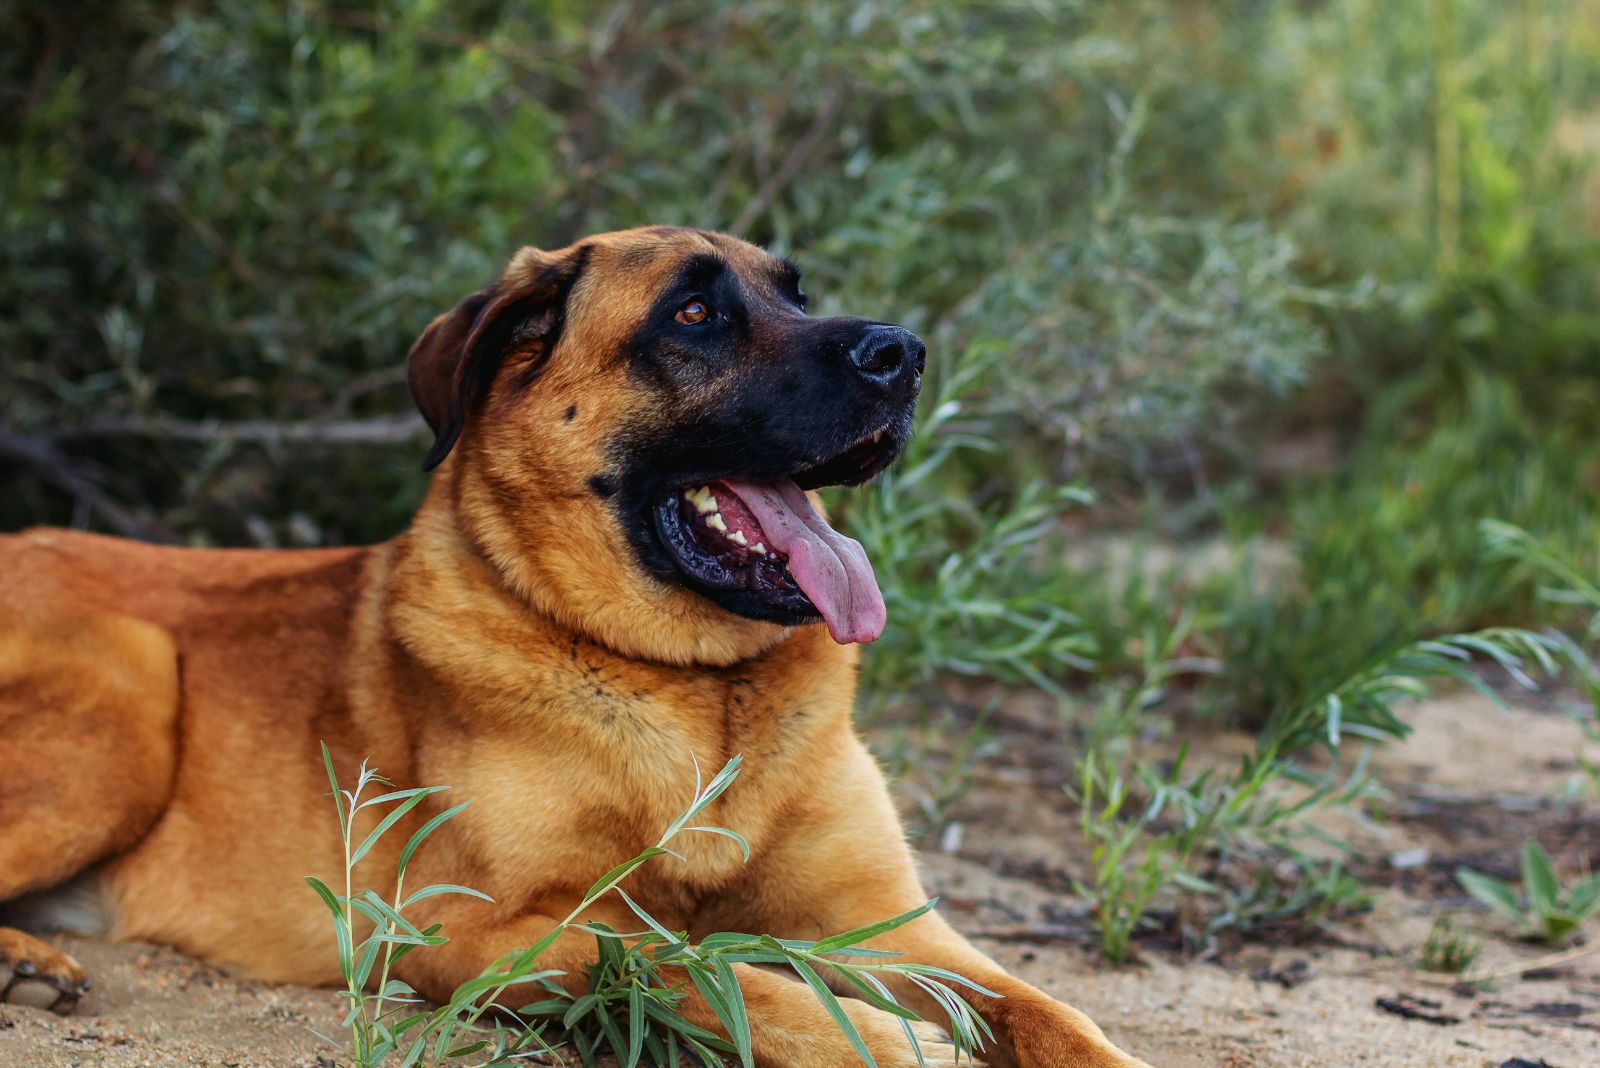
600, 227, 721, 272
656, 250, 731, 297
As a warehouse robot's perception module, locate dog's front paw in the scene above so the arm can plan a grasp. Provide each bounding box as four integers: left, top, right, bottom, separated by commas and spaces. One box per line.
1001, 993, 1153, 1068
0, 927, 91, 1014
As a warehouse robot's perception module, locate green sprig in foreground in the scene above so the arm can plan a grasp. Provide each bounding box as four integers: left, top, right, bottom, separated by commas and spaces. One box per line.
308, 748, 991, 1068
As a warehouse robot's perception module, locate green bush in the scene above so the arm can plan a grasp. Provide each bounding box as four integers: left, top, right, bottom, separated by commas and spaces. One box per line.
1, 0, 1337, 544
1212, 376, 1600, 725
3, 0, 1599, 709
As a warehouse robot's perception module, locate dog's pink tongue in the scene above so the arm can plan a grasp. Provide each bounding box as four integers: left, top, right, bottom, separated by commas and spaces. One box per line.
721, 478, 886, 644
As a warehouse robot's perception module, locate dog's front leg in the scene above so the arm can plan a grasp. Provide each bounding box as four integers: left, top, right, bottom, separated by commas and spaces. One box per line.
733, 747, 1153, 1068
829, 906, 1153, 1068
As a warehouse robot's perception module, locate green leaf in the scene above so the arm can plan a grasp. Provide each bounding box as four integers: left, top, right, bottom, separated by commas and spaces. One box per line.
563, 993, 600, 1029
1172, 870, 1223, 894
351, 787, 446, 866
829, 968, 920, 1020
625, 982, 646, 1068
304, 875, 344, 919
811, 899, 936, 954
596, 993, 629, 1061
320, 742, 347, 828
400, 883, 494, 909
519, 996, 574, 1017
351, 890, 431, 940
353, 934, 383, 989
359, 786, 441, 810
397, 800, 472, 875
894, 963, 1002, 999
584, 848, 668, 902
617, 888, 687, 945
638, 995, 734, 1050
898, 1015, 930, 1068
660, 755, 743, 842
1541, 911, 1580, 944
446, 960, 566, 1005
788, 958, 875, 1067
1521, 841, 1560, 915
331, 917, 353, 984
682, 1033, 733, 1067
1456, 868, 1525, 923
388, 923, 444, 966
684, 824, 751, 861
1566, 876, 1600, 919
713, 955, 753, 1067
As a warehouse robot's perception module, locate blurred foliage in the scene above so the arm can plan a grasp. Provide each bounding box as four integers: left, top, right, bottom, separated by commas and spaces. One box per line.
3, 0, 1346, 545
1211, 375, 1600, 723
3, 0, 1599, 714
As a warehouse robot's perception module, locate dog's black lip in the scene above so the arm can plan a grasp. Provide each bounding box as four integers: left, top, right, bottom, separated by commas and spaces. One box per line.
646, 413, 912, 507
789, 420, 903, 491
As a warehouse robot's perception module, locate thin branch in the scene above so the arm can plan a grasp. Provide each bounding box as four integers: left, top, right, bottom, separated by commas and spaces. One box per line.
51, 413, 428, 447
323, 366, 413, 417
0, 432, 177, 543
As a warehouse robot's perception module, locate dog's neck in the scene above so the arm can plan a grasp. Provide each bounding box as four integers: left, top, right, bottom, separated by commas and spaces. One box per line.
391, 469, 806, 669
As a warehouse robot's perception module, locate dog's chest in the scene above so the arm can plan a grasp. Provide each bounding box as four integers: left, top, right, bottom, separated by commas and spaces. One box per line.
549, 640, 819, 764
439, 640, 842, 900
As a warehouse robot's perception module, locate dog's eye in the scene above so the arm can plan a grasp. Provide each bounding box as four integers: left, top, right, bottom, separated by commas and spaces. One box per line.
675, 299, 711, 325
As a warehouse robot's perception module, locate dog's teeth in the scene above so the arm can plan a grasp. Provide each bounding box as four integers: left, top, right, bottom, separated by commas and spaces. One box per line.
684, 486, 719, 515
751, 542, 767, 555
727, 530, 747, 546
706, 513, 727, 533
871, 429, 884, 443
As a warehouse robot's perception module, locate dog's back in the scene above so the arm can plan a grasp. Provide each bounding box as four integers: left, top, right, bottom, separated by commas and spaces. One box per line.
1, 527, 367, 630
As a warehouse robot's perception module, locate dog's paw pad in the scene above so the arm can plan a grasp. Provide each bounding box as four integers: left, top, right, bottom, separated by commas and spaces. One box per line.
0, 929, 90, 1014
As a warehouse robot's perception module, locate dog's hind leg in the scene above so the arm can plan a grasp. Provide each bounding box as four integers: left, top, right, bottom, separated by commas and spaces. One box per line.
0, 613, 180, 1013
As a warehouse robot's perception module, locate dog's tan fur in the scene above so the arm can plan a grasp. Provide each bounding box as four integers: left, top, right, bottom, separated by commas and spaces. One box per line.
0, 228, 1149, 1067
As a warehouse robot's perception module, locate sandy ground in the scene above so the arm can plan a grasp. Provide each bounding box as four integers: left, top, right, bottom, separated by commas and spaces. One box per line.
3, 691, 1597, 1067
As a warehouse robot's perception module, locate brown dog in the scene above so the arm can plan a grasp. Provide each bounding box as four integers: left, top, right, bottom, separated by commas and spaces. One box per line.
0, 227, 1149, 1067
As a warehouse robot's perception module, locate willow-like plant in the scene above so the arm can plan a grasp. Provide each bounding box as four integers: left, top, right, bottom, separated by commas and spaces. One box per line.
309, 747, 990, 1068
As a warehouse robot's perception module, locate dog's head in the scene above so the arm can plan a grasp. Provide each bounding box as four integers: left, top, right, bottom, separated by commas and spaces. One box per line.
407, 227, 923, 664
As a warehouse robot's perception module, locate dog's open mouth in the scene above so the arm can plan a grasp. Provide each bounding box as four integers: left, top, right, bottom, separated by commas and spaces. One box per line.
650, 425, 901, 644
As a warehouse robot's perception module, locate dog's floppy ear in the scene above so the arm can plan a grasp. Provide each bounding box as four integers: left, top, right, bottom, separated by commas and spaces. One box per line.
408, 245, 589, 471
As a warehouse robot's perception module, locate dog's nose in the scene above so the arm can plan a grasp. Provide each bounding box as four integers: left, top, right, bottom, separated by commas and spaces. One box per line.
848, 326, 925, 387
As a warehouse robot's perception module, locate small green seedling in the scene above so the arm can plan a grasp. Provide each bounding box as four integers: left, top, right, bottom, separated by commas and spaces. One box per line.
1455, 841, 1600, 945
1418, 916, 1480, 974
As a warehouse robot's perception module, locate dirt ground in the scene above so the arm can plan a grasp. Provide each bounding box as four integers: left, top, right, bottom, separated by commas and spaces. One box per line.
3, 691, 1597, 1068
